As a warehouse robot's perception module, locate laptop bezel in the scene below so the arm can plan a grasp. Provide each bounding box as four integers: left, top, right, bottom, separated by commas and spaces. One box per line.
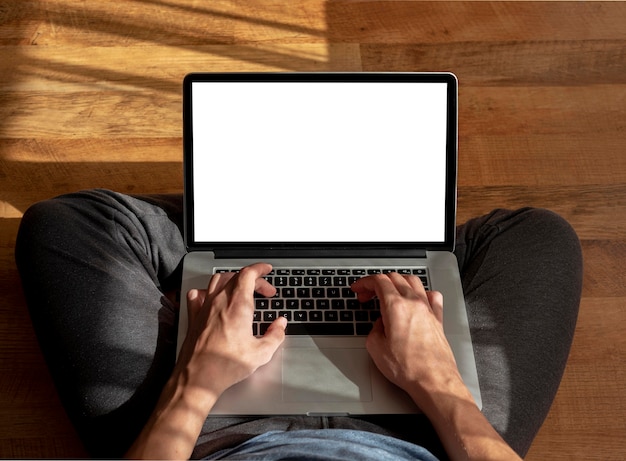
182, 72, 458, 254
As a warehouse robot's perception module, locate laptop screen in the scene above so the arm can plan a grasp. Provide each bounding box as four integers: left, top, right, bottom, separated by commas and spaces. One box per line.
184, 73, 457, 250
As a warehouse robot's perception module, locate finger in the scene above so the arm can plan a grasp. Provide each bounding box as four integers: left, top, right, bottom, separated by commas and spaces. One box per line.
257, 316, 287, 359
254, 276, 277, 298
186, 288, 206, 325
426, 290, 444, 324
235, 263, 274, 293
402, 273, 428, 296
351, 274, 399, 302
226, 263, 274, 313
207, 271, 236, 295
365, 319, 385, 359
386, 272, 424, 299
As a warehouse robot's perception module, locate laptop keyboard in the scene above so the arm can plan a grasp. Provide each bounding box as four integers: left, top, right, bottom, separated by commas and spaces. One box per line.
214, 267, 430, 336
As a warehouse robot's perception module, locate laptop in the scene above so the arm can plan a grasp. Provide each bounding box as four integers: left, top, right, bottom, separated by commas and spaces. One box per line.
176, 72, 481, 415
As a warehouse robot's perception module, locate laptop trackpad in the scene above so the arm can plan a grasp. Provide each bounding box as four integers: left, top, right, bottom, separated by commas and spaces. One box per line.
282, 348, 373, 403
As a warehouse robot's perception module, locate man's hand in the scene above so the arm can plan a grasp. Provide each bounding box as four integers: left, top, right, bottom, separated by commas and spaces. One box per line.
177, 262, 287, 404
126, 263, 286, 459
352, 273, 522, 461
351, 272, 461, 404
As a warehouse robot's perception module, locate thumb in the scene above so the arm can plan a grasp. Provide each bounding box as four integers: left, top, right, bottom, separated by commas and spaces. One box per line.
186, 289, 206, 325
365, 318, 385, 358
258, 316, 287, 356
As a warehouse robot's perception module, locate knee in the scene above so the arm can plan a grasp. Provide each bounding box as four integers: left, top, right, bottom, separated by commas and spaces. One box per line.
521, 208, 581, 253
15, 193, 100, 267
513, 208, 583, 284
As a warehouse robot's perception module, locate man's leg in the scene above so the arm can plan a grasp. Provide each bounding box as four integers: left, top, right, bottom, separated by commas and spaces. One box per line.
454, 208, 583, 456
327, 208, 582, 459
15, 189, 186, 457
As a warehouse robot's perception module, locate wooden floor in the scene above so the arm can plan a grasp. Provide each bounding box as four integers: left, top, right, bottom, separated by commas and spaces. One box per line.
1, 1, 625, 458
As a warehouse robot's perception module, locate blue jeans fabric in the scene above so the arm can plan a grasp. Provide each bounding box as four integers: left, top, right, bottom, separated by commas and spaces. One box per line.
207, 429, 439, 460
15, 189, 583, 458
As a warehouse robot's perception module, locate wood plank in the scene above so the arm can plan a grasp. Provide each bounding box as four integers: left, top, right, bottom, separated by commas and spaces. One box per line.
0, 0, 328, 46
0, 43, 362, 95
361, 40, 626, 85
459, 136, 626, 186
457, 185, 626, 241
4, 2, 626, 47
0, 160, 183, 214
326, 2, 626, 43
0, 139, 183, 214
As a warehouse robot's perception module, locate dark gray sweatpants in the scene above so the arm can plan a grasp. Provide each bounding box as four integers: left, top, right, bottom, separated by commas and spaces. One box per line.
15, 189, 583, 459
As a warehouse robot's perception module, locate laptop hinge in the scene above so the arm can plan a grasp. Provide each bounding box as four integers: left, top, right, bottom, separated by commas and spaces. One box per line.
212, 247, 427, 259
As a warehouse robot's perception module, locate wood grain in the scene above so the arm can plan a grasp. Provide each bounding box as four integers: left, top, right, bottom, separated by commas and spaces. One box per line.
1, 1, 625, 459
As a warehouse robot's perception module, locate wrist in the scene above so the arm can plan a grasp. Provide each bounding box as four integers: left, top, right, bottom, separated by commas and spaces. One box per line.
125, 367, 220, 459
405, 370, 475, 416
167, 361, 222, 416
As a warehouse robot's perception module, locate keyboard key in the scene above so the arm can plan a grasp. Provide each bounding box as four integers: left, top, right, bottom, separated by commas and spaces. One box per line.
319, 276, 332, 286
356, 323, 374, 335
316, 299, 330, 309
274, 276, 288, 287
339, 311, 354, 321
256, 299, 269, 309
331, 299, 345, 309
289, 277, 302, 286
333, 277, 347, 286
341, 288, 355, 298
284, 322, 354, 335
271, 299, 284, 309
324, 311, 338, 321
293, 311, 307, 321
347, 299, 361, 309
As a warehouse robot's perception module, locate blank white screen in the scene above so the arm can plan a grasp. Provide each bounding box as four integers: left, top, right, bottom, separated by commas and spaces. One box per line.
191, 81, 449, 243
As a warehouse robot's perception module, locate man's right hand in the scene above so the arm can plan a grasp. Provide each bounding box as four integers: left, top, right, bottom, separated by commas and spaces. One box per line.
351, 272, 522, 461
350, 272, 464, 406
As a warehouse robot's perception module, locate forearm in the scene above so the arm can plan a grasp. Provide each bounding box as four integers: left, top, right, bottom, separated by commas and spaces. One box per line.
407, 377, 522, 461
125, 368, 218, 460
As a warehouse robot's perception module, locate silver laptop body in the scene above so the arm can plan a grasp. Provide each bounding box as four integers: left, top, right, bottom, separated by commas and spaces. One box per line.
177, 72, 481, 415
